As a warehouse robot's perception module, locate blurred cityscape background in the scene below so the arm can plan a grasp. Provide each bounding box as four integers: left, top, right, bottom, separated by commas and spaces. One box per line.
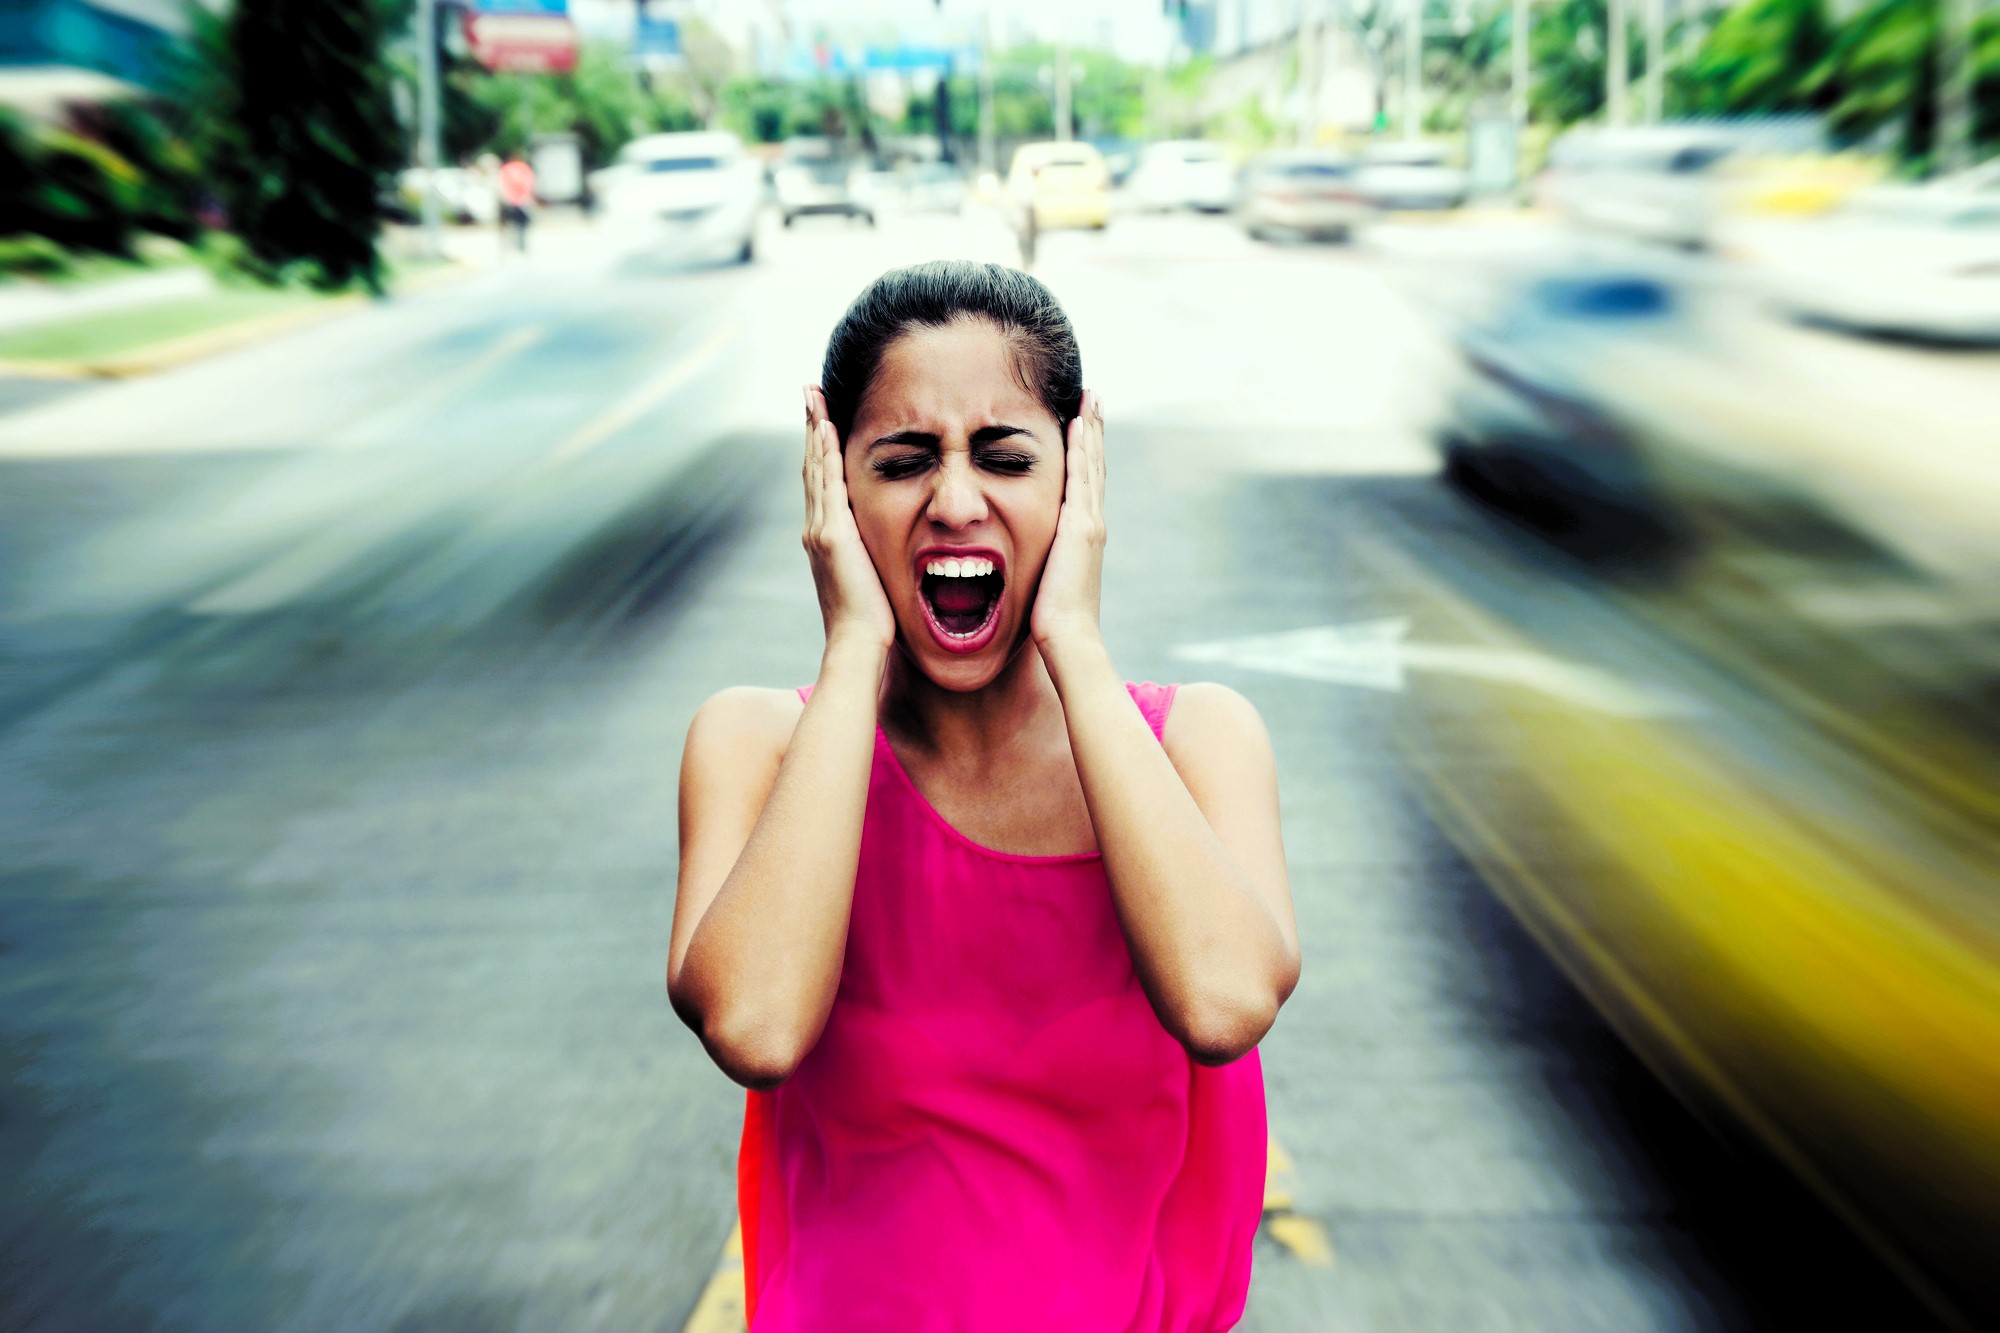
2, 0, 1997, 1330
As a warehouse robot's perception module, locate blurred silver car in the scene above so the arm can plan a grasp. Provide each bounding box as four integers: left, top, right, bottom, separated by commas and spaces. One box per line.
1355, 142, 1469, 212
593, 131, 762, 264
1541, 126, 1737, 249
1241, 150, 1366, 242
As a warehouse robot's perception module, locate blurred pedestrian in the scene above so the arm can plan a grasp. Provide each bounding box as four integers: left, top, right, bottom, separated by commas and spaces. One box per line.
670, 261, 1298, 1328
498, 154, 535, 254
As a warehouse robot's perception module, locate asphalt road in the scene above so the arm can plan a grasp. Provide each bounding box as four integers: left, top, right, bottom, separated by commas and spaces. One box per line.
0, 206, 1953, 1330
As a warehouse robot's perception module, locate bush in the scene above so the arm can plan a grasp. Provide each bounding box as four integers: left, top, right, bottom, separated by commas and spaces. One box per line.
24, 129, 143, 256
76, 101, 206, 242
0, 235, 76, 279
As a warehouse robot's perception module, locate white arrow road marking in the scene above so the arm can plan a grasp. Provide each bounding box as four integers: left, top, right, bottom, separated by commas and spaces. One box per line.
1174, 618, 1695, 718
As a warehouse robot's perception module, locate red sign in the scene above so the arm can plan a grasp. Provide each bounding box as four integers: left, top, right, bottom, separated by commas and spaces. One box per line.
464, 12, 579, 73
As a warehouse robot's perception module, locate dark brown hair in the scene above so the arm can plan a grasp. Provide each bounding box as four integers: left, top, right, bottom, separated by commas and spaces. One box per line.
820, 260, 1083, 442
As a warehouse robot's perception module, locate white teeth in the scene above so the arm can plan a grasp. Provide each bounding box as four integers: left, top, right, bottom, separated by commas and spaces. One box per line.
924, 557, 997, 578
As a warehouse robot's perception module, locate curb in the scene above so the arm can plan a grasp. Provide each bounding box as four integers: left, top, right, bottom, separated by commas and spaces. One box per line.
0, 260, 475, 383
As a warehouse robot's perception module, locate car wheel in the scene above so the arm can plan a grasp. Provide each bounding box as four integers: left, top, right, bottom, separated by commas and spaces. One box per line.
781, 212, 795, 228
736, 237, 755, 265
863, 211, 877, 228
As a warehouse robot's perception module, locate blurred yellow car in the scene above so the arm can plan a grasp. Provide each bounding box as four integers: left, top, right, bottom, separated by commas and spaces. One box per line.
1007, 142, 1111, 232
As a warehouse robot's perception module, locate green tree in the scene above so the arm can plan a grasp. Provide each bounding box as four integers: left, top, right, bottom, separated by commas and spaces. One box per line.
207, 0, 404, 291
1681, 0, 1836, 115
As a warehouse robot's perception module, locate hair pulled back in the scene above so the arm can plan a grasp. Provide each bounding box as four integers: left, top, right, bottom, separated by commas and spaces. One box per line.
820, 261, 1082, 443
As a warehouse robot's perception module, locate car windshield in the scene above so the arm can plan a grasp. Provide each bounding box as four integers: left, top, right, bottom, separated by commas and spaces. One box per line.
1282, 161, 1353, 179
645, 156, 723, 173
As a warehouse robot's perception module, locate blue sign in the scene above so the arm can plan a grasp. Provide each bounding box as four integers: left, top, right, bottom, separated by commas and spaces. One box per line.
635, 15, 680, 58
469, 0, 568, 14
783, 43, 981, 78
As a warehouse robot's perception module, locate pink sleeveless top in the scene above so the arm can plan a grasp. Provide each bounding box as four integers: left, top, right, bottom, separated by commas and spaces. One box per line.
737, 683, 1266, 1330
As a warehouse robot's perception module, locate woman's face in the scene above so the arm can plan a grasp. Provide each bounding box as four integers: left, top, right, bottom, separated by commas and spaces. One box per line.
843, 318, 1066, 691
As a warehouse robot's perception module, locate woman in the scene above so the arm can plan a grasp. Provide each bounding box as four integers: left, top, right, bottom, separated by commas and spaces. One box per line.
670, 261, 1299, 1330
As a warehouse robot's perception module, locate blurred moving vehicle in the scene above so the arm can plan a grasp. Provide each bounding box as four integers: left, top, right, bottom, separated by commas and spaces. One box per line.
591, 131, 762, 264
1850, 156, 2000, 226
1241, 149, 1366, 243
1006, 142, 1112, 232
1751, 191, 2000, 345
1410, 241, 2000, 1326
1741, 154, 2000, 343
1355, 141, 1469, 212
903, 162, 968, 215
772, 139, 875, 228
1542, 126, 1738, 248
1129, 140, 1238, 213
391, 167, 499, 225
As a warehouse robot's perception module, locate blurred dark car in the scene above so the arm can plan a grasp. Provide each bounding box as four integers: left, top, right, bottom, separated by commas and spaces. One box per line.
1241, 149, 1367, 243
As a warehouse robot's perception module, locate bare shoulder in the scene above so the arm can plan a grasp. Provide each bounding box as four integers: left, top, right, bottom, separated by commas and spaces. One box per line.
682, 686, 806, 782
1162, 682, 1271, 761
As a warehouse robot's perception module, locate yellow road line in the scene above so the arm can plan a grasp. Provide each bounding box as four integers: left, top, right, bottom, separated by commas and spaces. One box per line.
681, 1222, 746, 1333
546, 318, 740, 464
680, 1129, 1333, 1330
1262, 1131, 1337, 1268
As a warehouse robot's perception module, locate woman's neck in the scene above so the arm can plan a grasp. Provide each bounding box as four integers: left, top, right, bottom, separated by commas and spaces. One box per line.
879, 635, 1066, 762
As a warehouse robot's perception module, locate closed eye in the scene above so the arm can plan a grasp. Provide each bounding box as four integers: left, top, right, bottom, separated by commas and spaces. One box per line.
871, 452, 933, 480
977, 451, 1036, 474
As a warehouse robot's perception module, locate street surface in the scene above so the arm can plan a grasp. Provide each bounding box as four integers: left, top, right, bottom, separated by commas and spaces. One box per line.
0, 205, 1956, 1330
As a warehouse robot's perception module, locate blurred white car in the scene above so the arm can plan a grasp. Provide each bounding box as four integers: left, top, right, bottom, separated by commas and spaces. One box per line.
396, 167, 499, 225
772, 139, 876, 227
1129, 140, 1238, 213
592, 131, 762, 264
1541, 126, 1737, 248
1355, 142, 1469, 212
1755, 174, 2000, 344
1241, 150, 1366, 242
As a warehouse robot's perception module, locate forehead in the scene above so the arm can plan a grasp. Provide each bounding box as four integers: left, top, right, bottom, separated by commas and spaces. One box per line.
855, 319, 1053, 434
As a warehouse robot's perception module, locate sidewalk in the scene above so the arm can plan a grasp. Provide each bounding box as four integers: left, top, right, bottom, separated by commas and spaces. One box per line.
0, 266, 215, 335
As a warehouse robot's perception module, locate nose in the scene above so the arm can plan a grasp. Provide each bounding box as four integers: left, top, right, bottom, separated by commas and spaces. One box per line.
925, 456, 989, 531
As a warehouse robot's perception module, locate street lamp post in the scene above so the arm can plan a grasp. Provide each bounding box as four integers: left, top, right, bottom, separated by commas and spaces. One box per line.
1606, 0, 1628, 125
1403, 0, 1422, 140
415, 0, 444, 259
1054, 43, 1072, 141
1643, 0, 1664, 124
1510, 0, 1529, 126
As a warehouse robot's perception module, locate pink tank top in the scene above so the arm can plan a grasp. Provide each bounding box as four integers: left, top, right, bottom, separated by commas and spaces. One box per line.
737, 683, 1266, 1330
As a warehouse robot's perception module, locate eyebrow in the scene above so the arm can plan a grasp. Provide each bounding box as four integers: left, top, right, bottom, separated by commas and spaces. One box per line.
867, 425, 1036, 450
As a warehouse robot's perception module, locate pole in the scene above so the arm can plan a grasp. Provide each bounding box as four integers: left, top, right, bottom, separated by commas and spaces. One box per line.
1403, 0, 1422, 140
1606, 0, 1628, 126
979, 10, 996, 176
1643, 0, 1664, 124
1510, 0, 1529, 126
1296, 2, 1316, 146
1054, 43, 1071, 141
415, 0, 443, 258
1938, 0, 1973, 174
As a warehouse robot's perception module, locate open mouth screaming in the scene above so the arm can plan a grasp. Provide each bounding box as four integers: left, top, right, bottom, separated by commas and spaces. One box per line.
919, 554, 1004, 646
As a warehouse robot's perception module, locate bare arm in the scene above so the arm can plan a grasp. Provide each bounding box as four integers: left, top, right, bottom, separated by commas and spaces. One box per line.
1031, 391, 1298, 1063
667, 387, 895, 1088
1044, 647, 1299, 1063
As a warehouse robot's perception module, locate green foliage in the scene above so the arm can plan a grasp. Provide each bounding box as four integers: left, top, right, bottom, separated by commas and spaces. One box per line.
203, 0, 405, 293
1, 111, 144, 256
0, 234, 75, 279
459, 43, 700, 168
1682, 0, 1836, 115
73, 101, 206, 242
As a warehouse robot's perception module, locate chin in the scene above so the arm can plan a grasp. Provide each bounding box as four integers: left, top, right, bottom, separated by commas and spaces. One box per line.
896, 605, 1032, 693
